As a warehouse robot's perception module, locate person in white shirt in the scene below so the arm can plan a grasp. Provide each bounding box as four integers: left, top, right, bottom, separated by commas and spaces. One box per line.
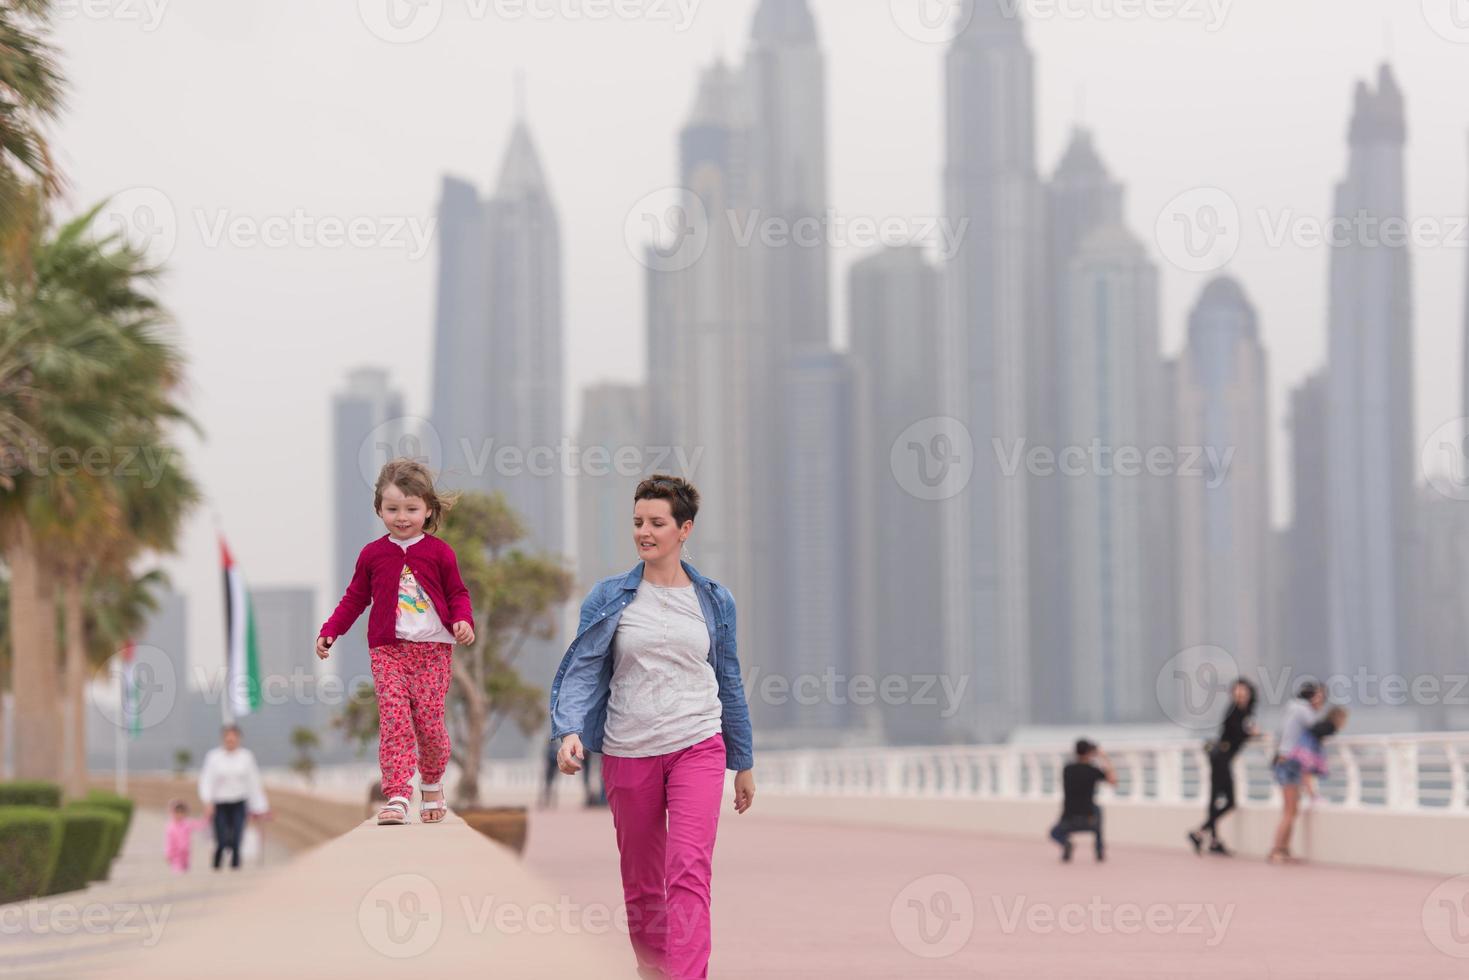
197, 725, 269, 870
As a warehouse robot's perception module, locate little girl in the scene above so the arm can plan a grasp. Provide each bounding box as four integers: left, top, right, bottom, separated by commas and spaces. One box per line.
164, 800, 209, 874
317, 458, 475, 825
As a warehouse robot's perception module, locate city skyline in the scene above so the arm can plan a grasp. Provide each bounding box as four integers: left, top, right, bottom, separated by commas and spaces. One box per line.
58, 3, 1469, 736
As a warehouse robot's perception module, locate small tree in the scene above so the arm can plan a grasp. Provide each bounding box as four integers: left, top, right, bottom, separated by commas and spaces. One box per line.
290, 726, 319, 784
439, 492, 572, 807
172, 748, 191, 778
332, 680, 378, 758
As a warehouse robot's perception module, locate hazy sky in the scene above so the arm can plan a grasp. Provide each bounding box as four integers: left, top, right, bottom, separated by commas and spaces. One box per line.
50, 1, 1469, 673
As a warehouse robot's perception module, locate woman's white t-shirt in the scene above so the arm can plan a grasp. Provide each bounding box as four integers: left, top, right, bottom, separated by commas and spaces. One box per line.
602, 580, 722, 757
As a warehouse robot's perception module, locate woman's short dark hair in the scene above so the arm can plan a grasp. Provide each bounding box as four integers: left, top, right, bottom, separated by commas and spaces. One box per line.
634, 474, 700, 527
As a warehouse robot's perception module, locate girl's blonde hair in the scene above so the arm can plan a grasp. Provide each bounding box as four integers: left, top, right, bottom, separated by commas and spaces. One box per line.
373, 458, 458, 533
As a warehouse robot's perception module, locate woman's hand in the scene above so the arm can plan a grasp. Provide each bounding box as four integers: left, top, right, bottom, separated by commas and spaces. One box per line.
315, 635, 334, 659
733, 770, 755, 814
204, 805, 215, 821
452, 621, 475, 645
557, 734, 585, 775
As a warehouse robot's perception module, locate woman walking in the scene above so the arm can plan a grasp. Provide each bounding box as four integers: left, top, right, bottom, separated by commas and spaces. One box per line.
549, 474, 755, 980
197, 724, 269, 870
1188, 679, 1258, 856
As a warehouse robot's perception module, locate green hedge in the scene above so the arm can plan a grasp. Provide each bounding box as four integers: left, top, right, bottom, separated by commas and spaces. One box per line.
42, 808, 120, 895
65, 805, 126, 882
81, 791, 134, 849
0, 780, 62, 809
0, 807, 63, 903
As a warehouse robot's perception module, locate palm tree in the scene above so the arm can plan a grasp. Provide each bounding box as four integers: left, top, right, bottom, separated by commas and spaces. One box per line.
0, 1, 66, 232
56, 433, 196, 796
1, 201, 190, 785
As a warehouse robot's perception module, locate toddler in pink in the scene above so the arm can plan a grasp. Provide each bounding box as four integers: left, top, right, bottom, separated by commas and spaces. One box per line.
164, 800, 209, 874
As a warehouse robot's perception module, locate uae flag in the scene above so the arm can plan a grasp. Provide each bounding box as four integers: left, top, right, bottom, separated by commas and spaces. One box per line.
119, 639, 142, 737
220, 536, 262, 717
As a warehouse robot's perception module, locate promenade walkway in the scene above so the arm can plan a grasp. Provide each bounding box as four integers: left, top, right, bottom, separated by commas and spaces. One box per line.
4, 796, 1463, 978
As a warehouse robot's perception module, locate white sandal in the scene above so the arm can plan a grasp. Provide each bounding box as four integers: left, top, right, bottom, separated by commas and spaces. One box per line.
419, 782, 448, 824
377, 796, 411, 825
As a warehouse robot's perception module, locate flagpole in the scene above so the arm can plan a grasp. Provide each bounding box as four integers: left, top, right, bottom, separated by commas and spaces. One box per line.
114, 660, 127, 796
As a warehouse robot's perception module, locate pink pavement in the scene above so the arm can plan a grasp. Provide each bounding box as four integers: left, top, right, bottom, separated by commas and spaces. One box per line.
526, 803, 1464, 978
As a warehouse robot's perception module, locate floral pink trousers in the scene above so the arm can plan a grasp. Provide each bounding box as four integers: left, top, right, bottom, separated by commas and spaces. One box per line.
369, 641, 453, 801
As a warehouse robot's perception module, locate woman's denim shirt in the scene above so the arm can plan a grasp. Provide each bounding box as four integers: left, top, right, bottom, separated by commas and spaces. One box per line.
548, 559, 754, 771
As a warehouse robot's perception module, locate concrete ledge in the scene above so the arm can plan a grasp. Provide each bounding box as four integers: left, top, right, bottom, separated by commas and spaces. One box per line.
82, 811, 626, 978
753, 793, 1469, 876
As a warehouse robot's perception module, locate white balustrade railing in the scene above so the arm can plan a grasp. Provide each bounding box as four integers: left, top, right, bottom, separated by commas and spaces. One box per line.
259, 732, 1469, 815
740, 732, 1469, 814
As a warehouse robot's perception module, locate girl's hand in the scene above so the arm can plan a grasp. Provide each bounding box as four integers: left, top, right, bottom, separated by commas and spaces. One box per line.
452, 621, 475, 645
733, 770, 755, 814
315, 636, 334, 659
557, 734, 584, 775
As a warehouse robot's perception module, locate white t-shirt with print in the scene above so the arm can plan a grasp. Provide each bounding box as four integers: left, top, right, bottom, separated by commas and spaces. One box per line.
391, 534, 455, 644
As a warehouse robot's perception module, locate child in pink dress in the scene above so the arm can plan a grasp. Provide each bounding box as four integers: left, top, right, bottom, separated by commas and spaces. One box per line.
164, 800, 210, 874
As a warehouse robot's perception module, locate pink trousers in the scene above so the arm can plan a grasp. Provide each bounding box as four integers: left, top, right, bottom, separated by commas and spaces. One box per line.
602, 733, 726, 980
370, 640, 453, 801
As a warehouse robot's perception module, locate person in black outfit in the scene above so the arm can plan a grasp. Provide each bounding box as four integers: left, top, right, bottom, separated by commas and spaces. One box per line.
1049, 739, 1117, 862
1188, 679, 1258, 857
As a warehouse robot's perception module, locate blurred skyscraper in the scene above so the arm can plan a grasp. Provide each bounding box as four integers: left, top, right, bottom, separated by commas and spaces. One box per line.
646, 0, 834, 737
1324, 65, 1415, 681
1283, 371, 1331, 684
430, 116, 564, 557
1063, 223, 1163, 723
942, 0, 1039, 737
849, 247, 944, 742
1173, 278, 1271, 685
780, 348, 854, 739
576, 383, 648, 588
331, 367, 404, 691
746, 0, 831, 732
646, 56, 758, 637
429, 114, 566, 758
1031, 127, 1125, 724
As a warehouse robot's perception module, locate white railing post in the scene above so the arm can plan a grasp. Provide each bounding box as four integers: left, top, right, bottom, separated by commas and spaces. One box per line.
1156, 747, 1182, 804
1384, 741, 1418, 811
996, 752, 1019, 798
1446, 742, 1466, 812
